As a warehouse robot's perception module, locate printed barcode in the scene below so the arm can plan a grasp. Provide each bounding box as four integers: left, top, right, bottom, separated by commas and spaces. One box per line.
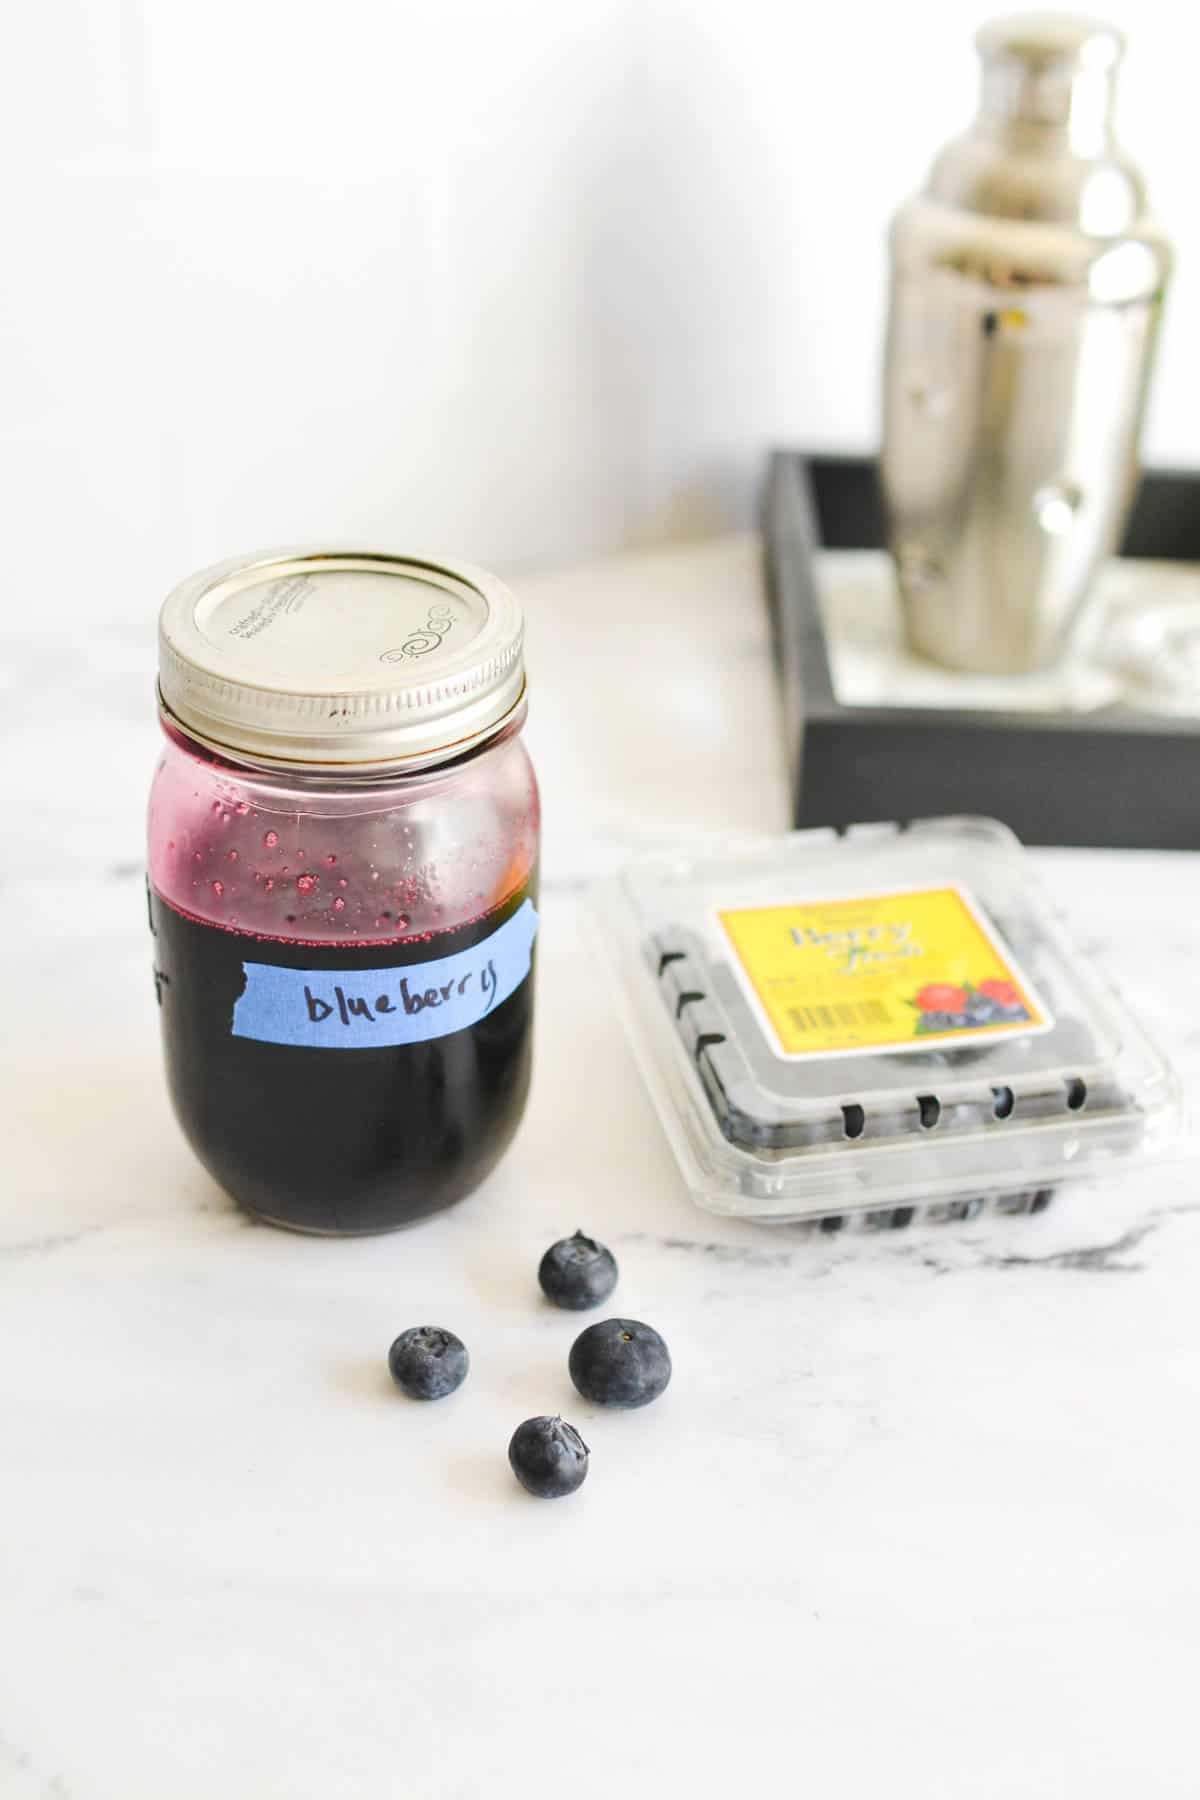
786, 999, 892, 1033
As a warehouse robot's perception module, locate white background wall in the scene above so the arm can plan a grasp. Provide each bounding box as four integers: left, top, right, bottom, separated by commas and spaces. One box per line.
6, 0, 1198, 620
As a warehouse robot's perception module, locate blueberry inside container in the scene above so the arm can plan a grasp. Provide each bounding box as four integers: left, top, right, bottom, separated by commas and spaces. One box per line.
600, 817, 1179, 1225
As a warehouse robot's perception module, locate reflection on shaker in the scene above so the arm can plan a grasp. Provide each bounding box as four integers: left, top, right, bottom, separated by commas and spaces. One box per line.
882, 13, 1172, 676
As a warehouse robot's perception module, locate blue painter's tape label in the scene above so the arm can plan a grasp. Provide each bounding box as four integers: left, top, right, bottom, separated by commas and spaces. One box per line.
231, 900, 538, 1049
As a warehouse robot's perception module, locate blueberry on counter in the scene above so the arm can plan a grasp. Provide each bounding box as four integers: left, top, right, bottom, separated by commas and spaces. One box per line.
568, 1318, 672, 1410
538, 1229, 619, 1311
508, 1416, 590, 1498
387, 1326, 469, 1400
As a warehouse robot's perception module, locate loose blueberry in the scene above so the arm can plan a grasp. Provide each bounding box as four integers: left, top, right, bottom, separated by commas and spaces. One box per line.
568, 1317, 672, 1410
508, 1415, 590, 1498
538, 1229, 619, 1311
387, 1326, 469, 1400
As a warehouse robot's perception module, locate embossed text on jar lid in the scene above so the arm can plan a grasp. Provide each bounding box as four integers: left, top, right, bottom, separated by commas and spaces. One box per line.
158, 548, 526, 772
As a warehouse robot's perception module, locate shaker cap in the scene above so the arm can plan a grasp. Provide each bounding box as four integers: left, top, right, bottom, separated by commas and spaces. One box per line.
158, 548, 525, 773
976, 13, 1124, 71
973, 11, 1125, 139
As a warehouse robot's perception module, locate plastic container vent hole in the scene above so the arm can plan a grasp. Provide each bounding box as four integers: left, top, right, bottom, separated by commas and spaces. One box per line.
917, 1094, 941, 1129
657, 951, 686, 976
675, 990, 704, 1019
992, 1085, 1015, 1120
693, 1032, 725, 1057
1065, 1077, 1087, 1112
841, 1103, 866, 1140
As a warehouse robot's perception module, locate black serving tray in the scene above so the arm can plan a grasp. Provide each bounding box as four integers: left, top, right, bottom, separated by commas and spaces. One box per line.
763, 451, 1200, 849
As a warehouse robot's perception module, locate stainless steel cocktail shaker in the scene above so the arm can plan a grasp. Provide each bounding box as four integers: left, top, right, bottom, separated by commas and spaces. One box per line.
882, 13, 1171, 675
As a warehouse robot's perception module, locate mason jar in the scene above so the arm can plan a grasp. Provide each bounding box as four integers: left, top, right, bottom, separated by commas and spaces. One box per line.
147, 550, 540, 1234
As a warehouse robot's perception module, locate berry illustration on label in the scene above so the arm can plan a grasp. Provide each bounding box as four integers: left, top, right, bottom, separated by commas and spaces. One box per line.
908, 976, 1032, 1037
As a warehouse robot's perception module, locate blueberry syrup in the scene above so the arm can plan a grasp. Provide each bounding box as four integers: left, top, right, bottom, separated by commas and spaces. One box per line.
148, 882, 535, 1233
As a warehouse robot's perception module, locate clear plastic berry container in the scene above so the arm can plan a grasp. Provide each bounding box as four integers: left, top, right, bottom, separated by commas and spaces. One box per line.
148, 549, 540, 1234
600, 817, 1179, 1226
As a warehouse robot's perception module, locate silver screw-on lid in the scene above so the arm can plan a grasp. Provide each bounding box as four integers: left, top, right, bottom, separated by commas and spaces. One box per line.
158, 548, 526, 773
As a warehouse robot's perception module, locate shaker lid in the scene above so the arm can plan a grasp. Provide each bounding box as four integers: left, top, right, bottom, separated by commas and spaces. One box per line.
969, 12, 1131, 170
976, 13, 1124, 71
158, 548, 525, 771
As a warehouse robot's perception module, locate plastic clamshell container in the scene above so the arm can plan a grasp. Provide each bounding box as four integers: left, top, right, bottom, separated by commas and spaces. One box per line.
599, 817, 1179, 1225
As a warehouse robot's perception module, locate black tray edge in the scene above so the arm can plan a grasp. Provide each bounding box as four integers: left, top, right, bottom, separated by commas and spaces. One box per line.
762, 451, 1200, 850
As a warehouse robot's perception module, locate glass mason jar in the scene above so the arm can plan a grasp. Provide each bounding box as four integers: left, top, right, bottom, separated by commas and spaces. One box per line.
147, 550, 540, 1234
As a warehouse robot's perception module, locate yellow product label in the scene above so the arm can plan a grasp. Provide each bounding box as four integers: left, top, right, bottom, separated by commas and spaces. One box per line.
717, 885, 1051, 1060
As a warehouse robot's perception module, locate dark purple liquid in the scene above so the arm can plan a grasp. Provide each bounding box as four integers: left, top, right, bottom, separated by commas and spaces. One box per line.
149, 884, 535, 1233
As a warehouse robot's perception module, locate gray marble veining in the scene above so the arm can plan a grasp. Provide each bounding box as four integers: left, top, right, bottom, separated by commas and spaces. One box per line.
3, 537, 1197, 1799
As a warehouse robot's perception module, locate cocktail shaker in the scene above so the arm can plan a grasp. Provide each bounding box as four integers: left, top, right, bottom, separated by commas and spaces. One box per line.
882, 13, 1171, 675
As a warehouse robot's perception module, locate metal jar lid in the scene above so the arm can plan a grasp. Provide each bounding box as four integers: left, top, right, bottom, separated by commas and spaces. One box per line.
158, 548, 525, 773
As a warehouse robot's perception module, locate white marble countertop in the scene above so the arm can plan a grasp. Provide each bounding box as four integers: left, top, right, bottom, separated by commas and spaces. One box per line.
4, 536, 1200, 1798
